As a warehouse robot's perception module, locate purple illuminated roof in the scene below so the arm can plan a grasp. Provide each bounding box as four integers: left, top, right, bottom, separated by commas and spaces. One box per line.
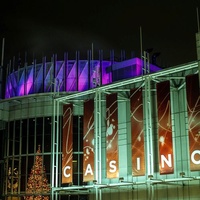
5, 57, 160, 98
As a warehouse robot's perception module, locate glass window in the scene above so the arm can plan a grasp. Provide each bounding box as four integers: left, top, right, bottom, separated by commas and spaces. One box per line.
72, 116, 83, 185
9, 121, 14, 156
15, 120, 20, 155
22, 119, 28, 154
44, 117, 52, 153
3, 115, 53, 196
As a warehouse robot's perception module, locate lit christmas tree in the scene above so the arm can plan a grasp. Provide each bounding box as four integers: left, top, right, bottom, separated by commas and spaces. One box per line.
24, 145, 50, 200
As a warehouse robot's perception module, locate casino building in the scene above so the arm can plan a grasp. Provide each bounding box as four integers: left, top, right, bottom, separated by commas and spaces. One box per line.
0, 32, 200, 200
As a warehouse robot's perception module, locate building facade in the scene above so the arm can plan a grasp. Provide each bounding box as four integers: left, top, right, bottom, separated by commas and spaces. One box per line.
0, 48, 200, 200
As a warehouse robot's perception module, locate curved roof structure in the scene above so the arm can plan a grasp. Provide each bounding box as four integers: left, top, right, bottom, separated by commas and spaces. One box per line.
5, 57, 160, 99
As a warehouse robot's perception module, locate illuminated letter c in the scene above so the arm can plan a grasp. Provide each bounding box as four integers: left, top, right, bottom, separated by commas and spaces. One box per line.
63, 166, 71, 178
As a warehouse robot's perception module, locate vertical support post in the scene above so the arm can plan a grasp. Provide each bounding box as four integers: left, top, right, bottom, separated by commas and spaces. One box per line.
53, 54, 57, 82
99, 50, 103, 86
51, 89, 59, 200
94, 89, 102, 200
51, 98, 56, 200
140, 26, 143, 62
197, 7, 199, 33
43, 56, 46, 93
143, 51, 150, 75
76, 51, 79, 91
24, 60, 28, 95
1, 38, 5, 67
87, 50, 91, 89
110, 50, 114, 83
19, 103, 22, 194
78, 115, 81, 185
5, 120, 10, 195
144, 77, 154, 176
98, 90, 102, 200
32, 59, 37, 95
64, 52, 68, 92
144, 75, 154, 200
94, 90, 99, 200
55, 100, 60, 187
11, 121, 16, 194
143, 50, 154, 185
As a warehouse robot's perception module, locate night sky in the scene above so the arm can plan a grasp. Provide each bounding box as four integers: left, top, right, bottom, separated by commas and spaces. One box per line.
0, 0, 199, 67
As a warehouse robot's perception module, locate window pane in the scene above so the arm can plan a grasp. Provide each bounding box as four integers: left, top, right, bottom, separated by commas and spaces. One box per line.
15, 120, 20, 155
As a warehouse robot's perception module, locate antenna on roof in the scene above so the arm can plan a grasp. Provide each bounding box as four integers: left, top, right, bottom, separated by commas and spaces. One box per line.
197, 7, 200, 32
140, 26, 143, 60
0, 38, 5, 99
196, 7, 200, 93
1, 38, 5, 66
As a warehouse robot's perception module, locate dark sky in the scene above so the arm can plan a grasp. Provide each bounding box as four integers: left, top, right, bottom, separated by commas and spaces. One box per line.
0, 0, 199, 67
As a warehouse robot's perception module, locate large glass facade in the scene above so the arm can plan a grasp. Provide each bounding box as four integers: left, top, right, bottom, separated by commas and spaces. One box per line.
1, 56, 200, 200
3, 117, 52, 198
1, 113, 85, 199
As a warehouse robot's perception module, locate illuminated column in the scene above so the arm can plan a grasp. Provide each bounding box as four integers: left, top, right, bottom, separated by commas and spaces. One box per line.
144, 76, 154, 177
94, 89, 102, 200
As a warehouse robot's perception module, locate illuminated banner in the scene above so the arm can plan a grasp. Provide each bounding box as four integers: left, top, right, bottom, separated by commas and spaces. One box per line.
83, 99, 94, 182
62, 104, 73, 184
130, 88, 145, 176
156, 81, 174, 174
106, 93, 119, 178
186, 74, 200, 171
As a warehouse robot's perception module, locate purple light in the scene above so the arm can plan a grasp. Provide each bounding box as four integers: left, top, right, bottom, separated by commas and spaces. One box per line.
25, 69, 34, 95
102, 61, 112, 85
135, 58, 143, 75
5, 58, 161, 99
67, 61, 77, 91
78, 61, 89, 91
18, 84, 25, 96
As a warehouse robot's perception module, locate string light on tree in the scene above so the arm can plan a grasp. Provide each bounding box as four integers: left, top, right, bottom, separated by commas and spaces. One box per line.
24, 145, 50, 200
